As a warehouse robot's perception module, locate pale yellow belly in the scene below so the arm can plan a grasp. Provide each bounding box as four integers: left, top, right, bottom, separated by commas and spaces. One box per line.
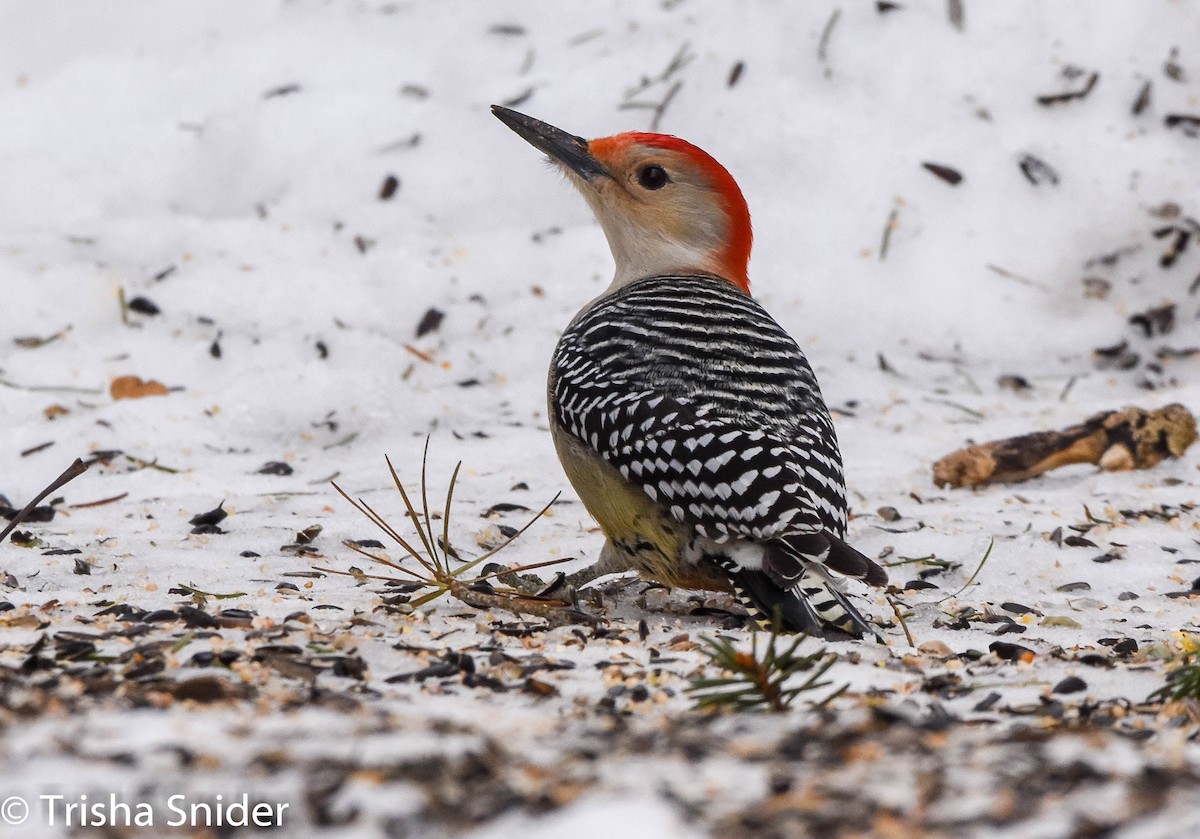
551, 424, 730, 591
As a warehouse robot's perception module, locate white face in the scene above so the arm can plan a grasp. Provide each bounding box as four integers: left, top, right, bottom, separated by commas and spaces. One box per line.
561, 145, 733, 287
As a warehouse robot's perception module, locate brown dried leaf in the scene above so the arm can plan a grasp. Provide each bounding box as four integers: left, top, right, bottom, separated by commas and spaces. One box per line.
111, 375, 170, 400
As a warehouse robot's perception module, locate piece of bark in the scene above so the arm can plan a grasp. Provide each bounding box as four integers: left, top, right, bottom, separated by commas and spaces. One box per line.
932, 404, 1197, 488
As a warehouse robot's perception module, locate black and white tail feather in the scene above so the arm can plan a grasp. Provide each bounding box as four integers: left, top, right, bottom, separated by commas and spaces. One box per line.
711, 541, 884, 639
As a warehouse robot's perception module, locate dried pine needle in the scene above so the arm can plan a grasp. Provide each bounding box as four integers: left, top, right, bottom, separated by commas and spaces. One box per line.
322, 440, 591, 626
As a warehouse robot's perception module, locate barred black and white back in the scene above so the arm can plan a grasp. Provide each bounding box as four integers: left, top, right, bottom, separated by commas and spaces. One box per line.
550, 274, 886, 637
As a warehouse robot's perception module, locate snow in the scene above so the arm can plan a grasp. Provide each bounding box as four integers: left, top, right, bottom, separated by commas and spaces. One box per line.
2, 1, 1200, 837
465, 796, 699, 839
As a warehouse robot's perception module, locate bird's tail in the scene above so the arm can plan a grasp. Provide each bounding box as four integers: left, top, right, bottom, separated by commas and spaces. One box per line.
728, 566, 878, 639
792, 569, 880, 639
715, 543, 882, 639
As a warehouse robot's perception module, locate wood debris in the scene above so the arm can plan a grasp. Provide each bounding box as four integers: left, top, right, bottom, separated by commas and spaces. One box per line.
932, 404, 1197, 488
1036, 71, 1099, 106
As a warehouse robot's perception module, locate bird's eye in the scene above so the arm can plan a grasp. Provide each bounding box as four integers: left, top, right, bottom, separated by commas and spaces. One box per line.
636, 164, 670, 190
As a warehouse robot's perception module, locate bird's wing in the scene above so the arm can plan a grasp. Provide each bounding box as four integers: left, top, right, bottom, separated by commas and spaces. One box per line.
554, 274, 851, 535
563, 386, 829, 543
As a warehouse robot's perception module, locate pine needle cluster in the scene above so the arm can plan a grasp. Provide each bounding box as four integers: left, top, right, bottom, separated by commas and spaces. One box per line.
688, 621, 846, 713
1149, 658, 1200, 704
321, 441, 590, 625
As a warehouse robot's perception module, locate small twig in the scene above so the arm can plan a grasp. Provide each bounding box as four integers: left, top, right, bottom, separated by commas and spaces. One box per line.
1036, 72, 1099, 107
393, 452, 440, 566
314, 565, 405, 583
619, 80, 684, 132
649, 80, 682, 131
817, 9, 841, 64
0, 459, 88, 545
339, 540, 428, 580
124, 454, 180, 474
879, 207, 899, 260
170, 583, 247, 601
447, 492, 562, 581
985, 264, 1048, 291
419, 442, 440, 565
322, 432, 358, 450
888, 596, 916, 648
402, 343, 436, 363
932, 538, 993, 604
623, 41, 693, 99
13, 325, 71, 349
883, 554, 939, 568
569, 28, 604, 47
924, 397, 986, 420
331, 482, 434, 578
118, 286, 131, 326
0, 378, 103, 395
68, 492, 129, 509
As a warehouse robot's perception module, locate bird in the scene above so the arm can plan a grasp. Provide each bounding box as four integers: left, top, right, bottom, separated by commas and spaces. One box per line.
492, 104, 886, 638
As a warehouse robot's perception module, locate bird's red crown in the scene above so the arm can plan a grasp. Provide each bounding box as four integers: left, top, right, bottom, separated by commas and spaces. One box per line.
590, 131, 754, 293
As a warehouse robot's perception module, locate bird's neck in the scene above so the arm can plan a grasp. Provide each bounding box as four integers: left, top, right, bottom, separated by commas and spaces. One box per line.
598, 227, 749, 296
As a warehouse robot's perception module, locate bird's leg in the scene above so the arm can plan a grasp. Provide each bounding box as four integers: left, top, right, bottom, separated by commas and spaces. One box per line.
496, 540, 631, 597
556, 540, 632, 593
480, 545, 627, 632
484, 540, 621, 594
492, 537, 628, 597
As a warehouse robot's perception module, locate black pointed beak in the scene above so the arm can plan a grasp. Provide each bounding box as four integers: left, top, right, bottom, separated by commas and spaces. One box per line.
492, 105, 611, 181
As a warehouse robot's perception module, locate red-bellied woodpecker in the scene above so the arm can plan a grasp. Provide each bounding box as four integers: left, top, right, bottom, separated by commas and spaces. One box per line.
493, 105, 886, 638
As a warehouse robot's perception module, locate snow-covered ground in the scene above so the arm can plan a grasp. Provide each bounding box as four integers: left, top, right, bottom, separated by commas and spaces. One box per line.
3, 2, 1200, 836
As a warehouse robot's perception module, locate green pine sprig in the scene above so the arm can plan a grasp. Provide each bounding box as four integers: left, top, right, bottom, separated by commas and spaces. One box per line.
1149, 657, 1200, 704
687, 621, 847, 713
